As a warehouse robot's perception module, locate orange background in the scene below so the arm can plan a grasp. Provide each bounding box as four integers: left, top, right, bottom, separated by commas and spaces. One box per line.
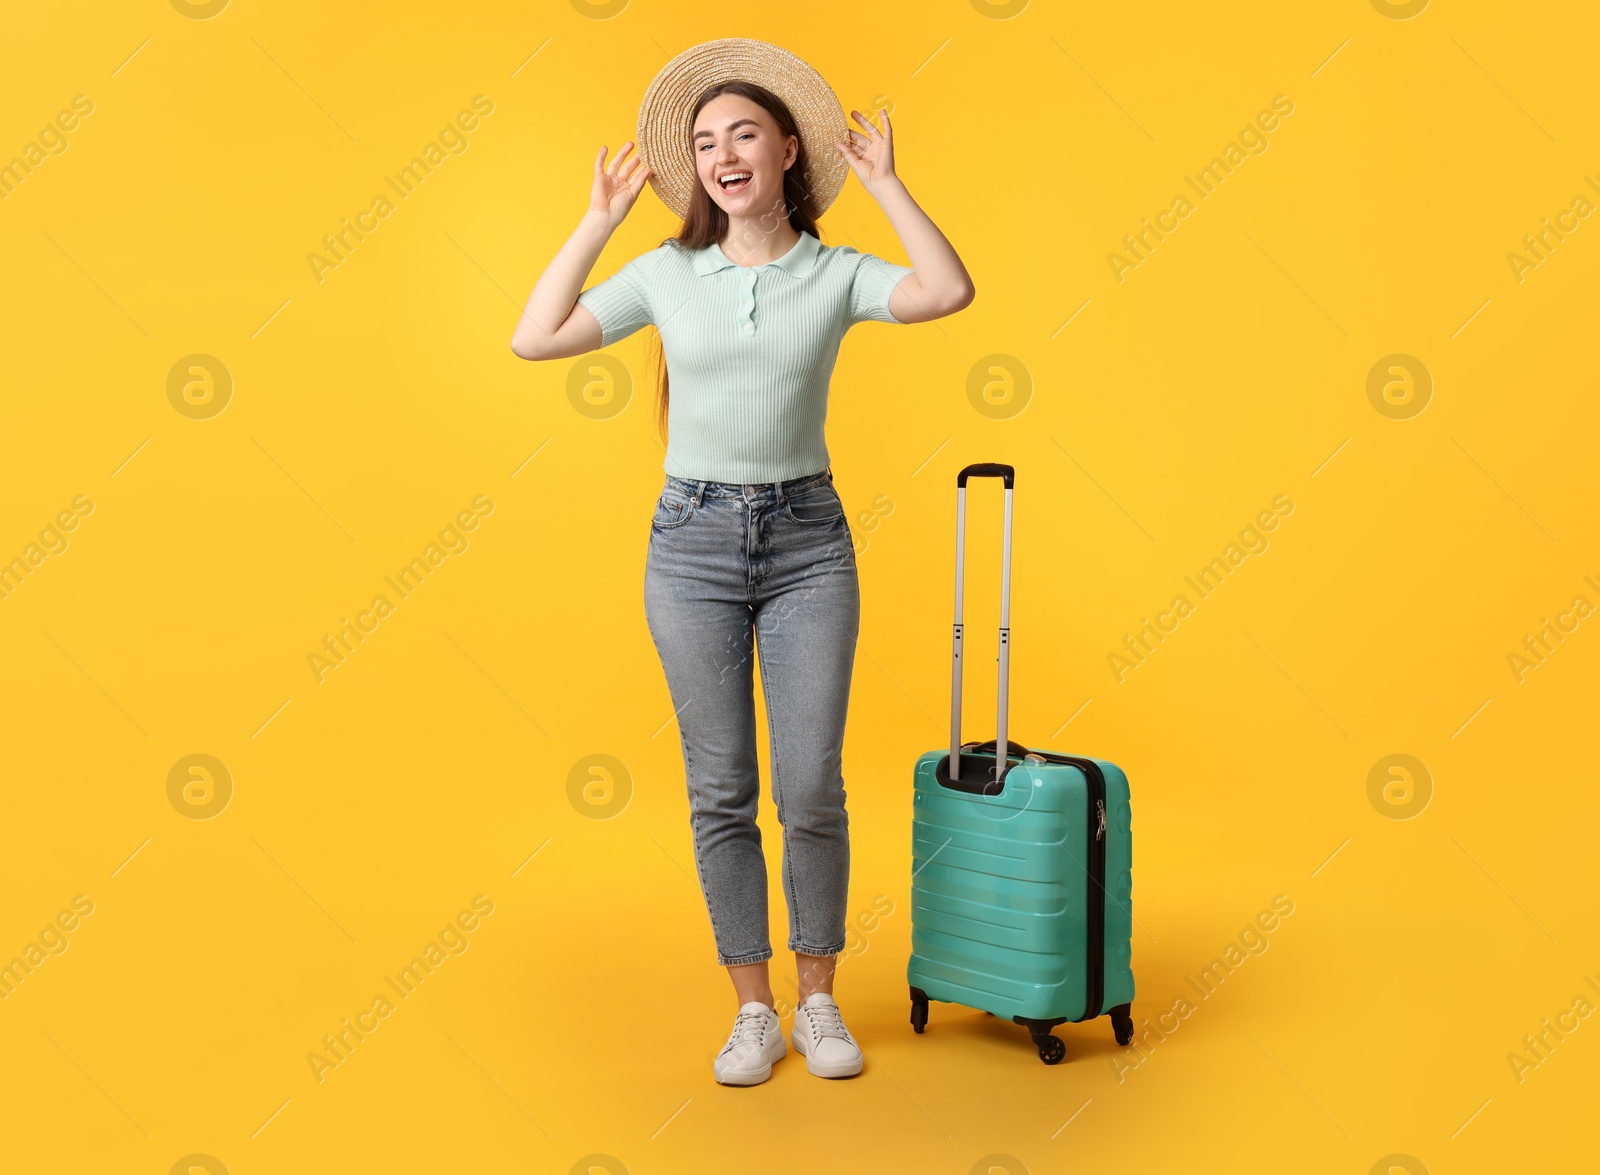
1, 1, 1594, 1172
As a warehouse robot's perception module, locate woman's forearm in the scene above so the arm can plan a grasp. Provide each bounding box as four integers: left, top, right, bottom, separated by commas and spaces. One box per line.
868, 176, 974, 314
510, 209, 613, 358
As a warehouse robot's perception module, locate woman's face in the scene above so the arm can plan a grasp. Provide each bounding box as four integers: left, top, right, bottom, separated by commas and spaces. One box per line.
691, 93, 797, 218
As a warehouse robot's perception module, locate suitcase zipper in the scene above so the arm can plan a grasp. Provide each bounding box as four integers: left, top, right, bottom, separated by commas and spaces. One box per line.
1025, 750, 1108, 1022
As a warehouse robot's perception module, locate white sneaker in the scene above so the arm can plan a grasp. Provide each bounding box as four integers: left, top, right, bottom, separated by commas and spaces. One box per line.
713, 1001, 786, 1085
790, 992, 863, 1077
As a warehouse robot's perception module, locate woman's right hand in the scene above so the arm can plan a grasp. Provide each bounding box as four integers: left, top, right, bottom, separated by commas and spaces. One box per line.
589, 141, 652, 230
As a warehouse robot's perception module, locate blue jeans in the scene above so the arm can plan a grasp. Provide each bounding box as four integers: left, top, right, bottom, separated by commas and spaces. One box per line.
643, 468, 859, 966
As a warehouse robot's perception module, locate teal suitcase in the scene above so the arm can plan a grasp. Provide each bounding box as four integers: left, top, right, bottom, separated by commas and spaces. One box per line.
907, 463, 1136, 1063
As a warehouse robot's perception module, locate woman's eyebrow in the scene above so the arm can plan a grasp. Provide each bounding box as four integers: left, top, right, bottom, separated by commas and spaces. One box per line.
693, 118, 759, 141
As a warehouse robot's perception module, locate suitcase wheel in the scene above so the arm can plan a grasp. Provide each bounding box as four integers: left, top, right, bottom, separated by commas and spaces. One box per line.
1032, 1033, 1065, 1064
1110, 1003, 1134, 1046
909, 986, 929, 1034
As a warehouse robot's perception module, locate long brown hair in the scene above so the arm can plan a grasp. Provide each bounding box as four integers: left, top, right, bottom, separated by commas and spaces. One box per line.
644, 80, 826, 446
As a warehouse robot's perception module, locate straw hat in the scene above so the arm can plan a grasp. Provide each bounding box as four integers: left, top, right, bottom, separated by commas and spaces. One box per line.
636, 38, 851, 220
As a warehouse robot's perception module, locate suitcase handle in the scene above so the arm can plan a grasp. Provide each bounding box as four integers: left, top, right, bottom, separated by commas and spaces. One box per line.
949, 463, 1015, 786
966, 738, 1031, 759
957, 462, 1015, 488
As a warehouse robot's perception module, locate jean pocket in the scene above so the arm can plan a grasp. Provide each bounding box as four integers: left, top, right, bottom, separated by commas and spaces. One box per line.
783, 482, 845, 525
653, 491, 696, 530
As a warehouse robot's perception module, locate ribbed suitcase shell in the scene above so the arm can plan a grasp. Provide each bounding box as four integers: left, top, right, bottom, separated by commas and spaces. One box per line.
908, 748, 1135, 1023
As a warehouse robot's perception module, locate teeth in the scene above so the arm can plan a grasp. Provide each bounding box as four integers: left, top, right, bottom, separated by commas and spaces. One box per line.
719, 173, 751, 186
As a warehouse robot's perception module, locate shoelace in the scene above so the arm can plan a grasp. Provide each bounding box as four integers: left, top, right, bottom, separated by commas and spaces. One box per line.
722, 1009, 771, 1054
802, 1000, 853, 1042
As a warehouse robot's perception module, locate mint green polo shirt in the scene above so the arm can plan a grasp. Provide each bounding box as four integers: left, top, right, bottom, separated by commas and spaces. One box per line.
576, 229, 914, 483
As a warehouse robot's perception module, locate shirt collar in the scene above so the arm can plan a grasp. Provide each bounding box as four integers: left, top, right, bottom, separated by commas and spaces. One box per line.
694, 230, 820, 278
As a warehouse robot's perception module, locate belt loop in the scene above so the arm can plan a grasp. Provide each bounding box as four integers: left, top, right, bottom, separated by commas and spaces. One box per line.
773, 477, 785, 504
694, 479, 705, 507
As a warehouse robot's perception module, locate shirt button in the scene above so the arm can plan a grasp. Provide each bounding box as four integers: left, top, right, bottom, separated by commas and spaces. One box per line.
741, 300, 754, 311
743, 323, 755, 334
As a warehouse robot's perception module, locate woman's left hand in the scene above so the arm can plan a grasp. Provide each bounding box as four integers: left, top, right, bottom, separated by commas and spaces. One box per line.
836, 108, 898, 193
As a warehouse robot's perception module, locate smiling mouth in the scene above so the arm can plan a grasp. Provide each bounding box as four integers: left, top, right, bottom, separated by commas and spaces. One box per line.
718, 171, 752, 193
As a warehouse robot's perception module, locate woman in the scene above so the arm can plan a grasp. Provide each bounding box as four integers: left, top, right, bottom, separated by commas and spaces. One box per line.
510, 39, 973, 1086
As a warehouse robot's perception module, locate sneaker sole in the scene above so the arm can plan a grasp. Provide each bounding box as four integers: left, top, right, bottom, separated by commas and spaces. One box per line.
714, 1035, 786, 1085
790, 1030, 863, 1078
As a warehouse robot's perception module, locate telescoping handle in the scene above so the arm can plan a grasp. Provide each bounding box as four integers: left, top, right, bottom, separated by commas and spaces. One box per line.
950, 463, 1015, 786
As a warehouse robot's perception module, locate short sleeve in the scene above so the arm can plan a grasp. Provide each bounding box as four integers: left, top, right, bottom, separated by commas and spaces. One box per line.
847, 250, 914, 326
576, 253, 654, 348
